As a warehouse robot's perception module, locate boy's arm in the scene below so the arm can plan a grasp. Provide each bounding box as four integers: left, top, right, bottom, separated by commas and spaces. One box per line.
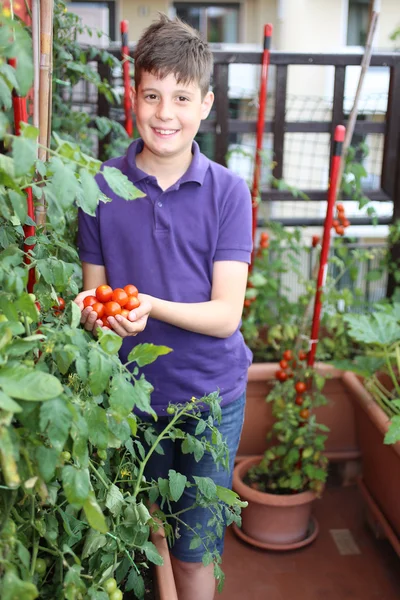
135, 260, 248, 339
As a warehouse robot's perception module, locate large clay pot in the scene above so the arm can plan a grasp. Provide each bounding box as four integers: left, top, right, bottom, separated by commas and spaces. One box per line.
342, 371, 400, 558
232, 456, 319, 550
238, 362, 360, 461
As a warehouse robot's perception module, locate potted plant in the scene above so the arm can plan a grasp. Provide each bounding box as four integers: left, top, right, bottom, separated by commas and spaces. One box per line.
335, 304, 400, 555
238, 223, 385, 463
233, 350, 329, 550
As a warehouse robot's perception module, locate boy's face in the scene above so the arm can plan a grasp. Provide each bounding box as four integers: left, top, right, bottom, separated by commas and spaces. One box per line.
132, 71, 214, 162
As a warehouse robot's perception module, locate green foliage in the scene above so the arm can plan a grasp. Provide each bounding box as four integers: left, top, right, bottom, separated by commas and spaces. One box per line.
247, 354, 329, 496
241, 223, 386, 363
334, 303, 400, 444
0, 15, 246, 598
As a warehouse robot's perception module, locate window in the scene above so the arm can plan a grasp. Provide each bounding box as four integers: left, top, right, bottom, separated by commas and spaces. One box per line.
173, 3, 239, 43
347, 0, 371, 46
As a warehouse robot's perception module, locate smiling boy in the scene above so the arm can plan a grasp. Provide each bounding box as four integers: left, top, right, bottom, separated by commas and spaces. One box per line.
75, 14, 252, 599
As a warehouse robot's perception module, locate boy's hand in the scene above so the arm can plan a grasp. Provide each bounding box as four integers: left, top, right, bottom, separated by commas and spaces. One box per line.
105, 293, 152, 337
74, 288, 103, 334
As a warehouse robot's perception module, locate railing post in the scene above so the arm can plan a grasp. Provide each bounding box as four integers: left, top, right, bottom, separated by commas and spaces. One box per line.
273, 65, 288, 179
385, 63, 400, 297
330, 66, 346, 160
213, 63, 229, 166
97, 59, 112, 162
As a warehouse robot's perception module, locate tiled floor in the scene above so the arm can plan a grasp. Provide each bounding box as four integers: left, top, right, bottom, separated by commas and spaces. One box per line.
217, 482, 400, 600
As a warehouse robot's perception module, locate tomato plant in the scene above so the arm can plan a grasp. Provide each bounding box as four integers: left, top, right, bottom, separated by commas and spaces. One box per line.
0, 14, 247, 599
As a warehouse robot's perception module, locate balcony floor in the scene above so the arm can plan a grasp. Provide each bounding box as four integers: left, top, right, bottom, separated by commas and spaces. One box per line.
217, 477, 400, 599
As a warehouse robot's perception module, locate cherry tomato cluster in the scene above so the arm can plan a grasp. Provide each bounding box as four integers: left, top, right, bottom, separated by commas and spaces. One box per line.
275, 349, 310, 420
83, 284, 140, 329
52, 296, 65, 316
332, 203, 350, 236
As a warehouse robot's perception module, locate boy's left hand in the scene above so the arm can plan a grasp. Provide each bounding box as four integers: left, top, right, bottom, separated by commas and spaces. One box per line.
105, 293, 152, 337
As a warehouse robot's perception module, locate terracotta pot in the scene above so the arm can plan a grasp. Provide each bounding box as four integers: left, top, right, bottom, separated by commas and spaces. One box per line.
342, 371, 400, 556
238, 362, 360, 461
232, 456, 319, 550
150, 511, 178, 600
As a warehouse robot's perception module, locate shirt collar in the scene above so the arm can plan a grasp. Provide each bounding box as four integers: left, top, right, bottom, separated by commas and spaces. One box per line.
124, 138, 209, 187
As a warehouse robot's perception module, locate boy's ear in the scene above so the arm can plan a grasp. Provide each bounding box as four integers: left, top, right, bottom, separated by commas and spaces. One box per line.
201, 91, 214, 120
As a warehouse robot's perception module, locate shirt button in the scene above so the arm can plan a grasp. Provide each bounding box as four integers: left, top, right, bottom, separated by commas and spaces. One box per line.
157, 201, 163, 207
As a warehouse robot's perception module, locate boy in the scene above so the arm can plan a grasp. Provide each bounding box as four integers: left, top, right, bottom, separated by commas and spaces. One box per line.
75, 14, 252, 600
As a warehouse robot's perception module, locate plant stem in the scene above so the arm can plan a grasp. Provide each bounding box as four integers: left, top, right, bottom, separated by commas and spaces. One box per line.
89, 461, 109, 490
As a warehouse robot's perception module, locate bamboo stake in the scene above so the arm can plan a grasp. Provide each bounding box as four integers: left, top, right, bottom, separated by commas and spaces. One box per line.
32, 0, 40, 129
37, 0, 54, 226
336, 1, 380, 196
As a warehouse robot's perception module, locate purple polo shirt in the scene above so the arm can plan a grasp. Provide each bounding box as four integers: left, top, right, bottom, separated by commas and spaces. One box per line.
78, 139, 253, 415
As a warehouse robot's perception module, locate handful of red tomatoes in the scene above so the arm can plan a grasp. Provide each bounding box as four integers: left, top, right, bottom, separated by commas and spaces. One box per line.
83, 284, 140, 329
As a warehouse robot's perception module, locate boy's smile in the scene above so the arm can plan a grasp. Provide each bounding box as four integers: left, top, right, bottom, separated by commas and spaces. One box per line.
132, 71, 214, 167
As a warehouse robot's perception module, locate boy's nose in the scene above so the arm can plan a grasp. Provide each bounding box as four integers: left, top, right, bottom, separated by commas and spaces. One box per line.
155, 100, 173, 121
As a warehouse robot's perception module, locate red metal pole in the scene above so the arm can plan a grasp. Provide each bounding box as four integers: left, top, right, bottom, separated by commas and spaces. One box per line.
120, 20, 133, 137
308, 125, 346, 367
8, 58, 36, 293
250, 23, 273, 267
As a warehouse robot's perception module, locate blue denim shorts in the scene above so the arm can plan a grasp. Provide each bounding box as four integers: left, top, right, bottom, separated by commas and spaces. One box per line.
139, 392, 246, 562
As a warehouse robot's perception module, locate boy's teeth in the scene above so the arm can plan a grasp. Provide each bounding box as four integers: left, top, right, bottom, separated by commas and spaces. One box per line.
155, 129, 176, 134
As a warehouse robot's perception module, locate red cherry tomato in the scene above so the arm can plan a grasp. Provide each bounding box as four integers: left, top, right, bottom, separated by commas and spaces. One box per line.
83, 295, 98, 309
104, 302, 122, 317
125, 296, 140, 311
312, 235, 320, 247
335, 225, 345, 236
300, 408, 310, 420
295, 381, 307, 394
275, 370, 288, 382
101, 316, 110, 328
295, 396, 304, 406
332, 219, 339, 228
112, 288, 128, 307
279, 359, 288, 370
120, 309, 130, 319
298, 350, 308, 361
96, 285, 113, 303
282, 350, 293, 361
336, 203, 344, 212
123, 284, 139, 297
343, 219, 350, 228
92, 302, 105, 318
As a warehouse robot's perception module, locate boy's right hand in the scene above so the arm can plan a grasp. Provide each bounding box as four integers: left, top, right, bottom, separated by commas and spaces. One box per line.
74, 289, 103, 334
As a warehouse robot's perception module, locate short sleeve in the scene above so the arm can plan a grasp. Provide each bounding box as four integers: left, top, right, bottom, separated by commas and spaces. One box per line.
77, 207, 105, 266
214, 177, 252, 264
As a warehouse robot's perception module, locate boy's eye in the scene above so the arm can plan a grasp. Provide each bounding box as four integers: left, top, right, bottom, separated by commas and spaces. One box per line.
145, 94, 158, 100
177, 96, 189, 102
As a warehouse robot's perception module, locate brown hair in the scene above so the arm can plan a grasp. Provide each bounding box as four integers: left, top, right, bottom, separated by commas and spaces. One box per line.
133, 14, 213, 98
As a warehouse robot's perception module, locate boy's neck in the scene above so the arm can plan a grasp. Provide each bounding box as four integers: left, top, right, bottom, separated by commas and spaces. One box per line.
136, 146, 193, 191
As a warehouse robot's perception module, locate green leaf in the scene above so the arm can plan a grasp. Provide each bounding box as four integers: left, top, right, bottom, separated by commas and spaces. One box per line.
71, 301, 82, 329
62, 465, 90, 504
127, 343, 172, 367
35, 446, 59, 482
125, 568, 145, 598
40, 398, 73, 451
84, 403, 109, 449
36, 257, 75, 288
0, 389, 21, 413
98, 330, 123, 354
0, 111, 9, 139
88, 347, 113, 395
1, 570, 38, 600
83, 491, 108, 533
168, 469, 187, 502
0, 365, 63, 400
344, 312, 400, 346
12, 137, 37, 177
215, 485, 248, 508
0, 76, 12, 110
81, 529, 107, 560
77, 169, 100, 216
131, 375, 155, 416
54, 344, 79, 374
105, 484, 124, 517
193, 476, 217, 500
12, 26, 34, 96
384, 416, 400, 445
109, 375, 135, 419
101, 166, 146, 200
8, 190, 27, 224
141, 541, 163, 566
